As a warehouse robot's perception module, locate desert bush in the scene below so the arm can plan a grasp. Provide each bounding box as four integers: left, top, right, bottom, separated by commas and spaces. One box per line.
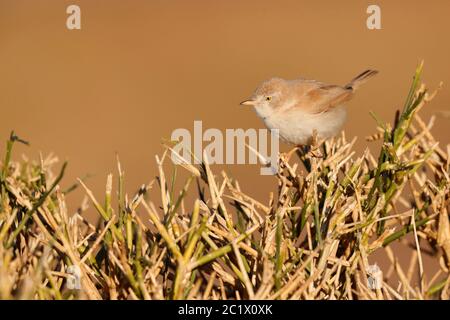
0, 63, 449, 300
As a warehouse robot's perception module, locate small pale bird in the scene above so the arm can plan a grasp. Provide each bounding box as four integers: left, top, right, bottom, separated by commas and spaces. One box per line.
240, 69, 378, 147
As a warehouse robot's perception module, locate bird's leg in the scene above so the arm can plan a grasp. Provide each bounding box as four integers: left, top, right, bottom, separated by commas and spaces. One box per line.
309, 130, 323, 158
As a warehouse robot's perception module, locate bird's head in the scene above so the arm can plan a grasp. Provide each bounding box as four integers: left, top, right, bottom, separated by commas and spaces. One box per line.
240, 78, 287, 115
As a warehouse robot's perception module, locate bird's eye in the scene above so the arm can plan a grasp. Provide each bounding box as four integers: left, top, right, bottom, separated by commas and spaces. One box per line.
266, 96, 272, 101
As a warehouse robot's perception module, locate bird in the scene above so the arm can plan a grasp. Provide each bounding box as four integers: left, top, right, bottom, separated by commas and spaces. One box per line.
240, 69, 378, 157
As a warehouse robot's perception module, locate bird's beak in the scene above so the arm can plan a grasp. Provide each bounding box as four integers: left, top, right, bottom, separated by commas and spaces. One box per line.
240, 99, 256, 106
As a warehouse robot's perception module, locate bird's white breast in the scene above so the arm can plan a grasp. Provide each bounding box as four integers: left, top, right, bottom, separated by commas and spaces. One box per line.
259, 106, 347, 145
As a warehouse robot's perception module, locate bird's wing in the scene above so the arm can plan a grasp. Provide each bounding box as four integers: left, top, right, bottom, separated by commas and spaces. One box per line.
304, 83, 353, 114
291, 80, 353, 114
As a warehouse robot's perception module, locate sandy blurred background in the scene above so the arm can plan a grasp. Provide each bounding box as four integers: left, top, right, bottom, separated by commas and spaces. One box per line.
1, 0, 449, 276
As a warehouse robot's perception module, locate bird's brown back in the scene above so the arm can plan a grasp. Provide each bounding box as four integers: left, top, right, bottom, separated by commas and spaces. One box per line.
283, 69, 378, 114
284, 79, 353, 114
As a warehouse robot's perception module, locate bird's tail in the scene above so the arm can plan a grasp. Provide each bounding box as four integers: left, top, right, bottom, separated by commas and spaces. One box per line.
345, 69, 379, 90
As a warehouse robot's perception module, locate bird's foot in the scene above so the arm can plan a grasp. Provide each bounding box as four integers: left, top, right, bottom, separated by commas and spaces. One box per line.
309, 146, 323, 158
